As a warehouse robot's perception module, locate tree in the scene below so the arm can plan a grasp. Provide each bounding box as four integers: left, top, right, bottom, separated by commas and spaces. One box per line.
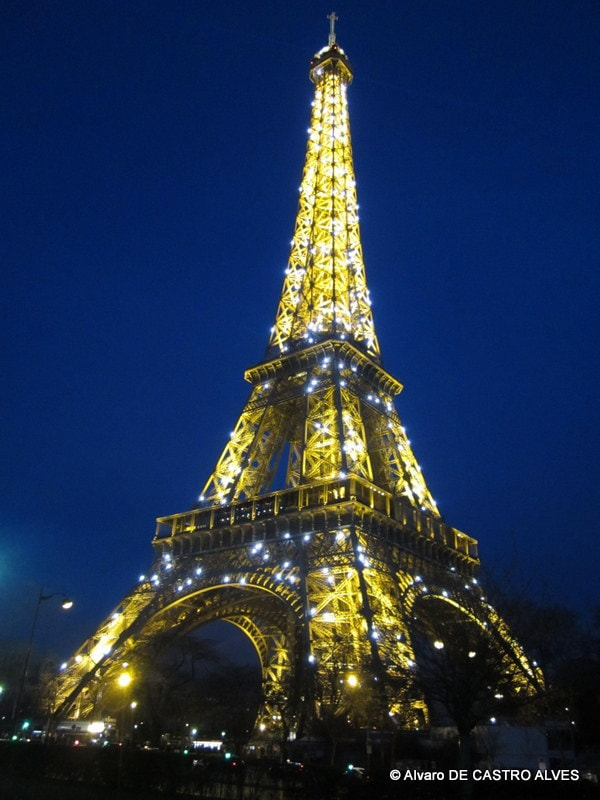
0, 641, 28, 726
0, 640, 63, 734
487, 576, 600, 753
197, 664, 262, 754
87, 629, 223, 743
409, 590, 541, 797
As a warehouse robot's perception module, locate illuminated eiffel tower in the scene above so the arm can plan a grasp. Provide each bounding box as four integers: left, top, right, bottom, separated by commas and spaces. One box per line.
53, 19, 539, 736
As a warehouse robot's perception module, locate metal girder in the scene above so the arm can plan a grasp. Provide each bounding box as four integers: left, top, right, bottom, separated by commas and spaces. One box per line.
200, 348, 438, 514
53, 507, 538, 735
53, 37, 540, 740
267, 50, 379, 360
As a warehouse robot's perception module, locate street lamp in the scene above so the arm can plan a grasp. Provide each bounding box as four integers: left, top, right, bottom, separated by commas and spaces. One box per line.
118, 672, 132, 688
116, 670, 134, 742
12, 587, 73, 733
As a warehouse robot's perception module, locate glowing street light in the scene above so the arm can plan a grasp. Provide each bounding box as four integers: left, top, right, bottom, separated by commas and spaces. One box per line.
12, 587, 73, 732
118, 672, 132, 688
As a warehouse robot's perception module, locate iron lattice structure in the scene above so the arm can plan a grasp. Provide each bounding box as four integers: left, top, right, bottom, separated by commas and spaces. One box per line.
53, 34, 540, 735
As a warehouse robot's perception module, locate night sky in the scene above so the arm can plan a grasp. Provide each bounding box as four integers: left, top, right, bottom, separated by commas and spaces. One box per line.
2, 0, 599, 661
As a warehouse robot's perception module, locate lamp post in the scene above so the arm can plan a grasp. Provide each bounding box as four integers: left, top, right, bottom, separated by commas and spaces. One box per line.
116, 669, 133, 742
12, 587, 73, 735
115, 669, 134, 800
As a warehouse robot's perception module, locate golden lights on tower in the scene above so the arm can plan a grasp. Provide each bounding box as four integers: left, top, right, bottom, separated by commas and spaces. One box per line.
268, 40, 379, 360
51, 19, 542, 734
197, 37, 439, 514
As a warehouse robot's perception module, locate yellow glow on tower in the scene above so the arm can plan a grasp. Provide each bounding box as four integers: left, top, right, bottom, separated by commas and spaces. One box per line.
198, 39, 439, 514
269, 43, 379, 360
50, 21, 541, 734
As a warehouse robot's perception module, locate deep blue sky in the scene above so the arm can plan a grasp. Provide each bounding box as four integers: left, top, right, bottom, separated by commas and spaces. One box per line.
2, 0, 599, 659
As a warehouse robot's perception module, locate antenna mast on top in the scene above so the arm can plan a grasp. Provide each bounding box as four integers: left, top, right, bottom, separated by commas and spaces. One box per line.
327, 11, 338, 46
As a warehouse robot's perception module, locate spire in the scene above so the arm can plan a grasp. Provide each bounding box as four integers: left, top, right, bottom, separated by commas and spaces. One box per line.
327, 11, 338, 46
267, 25, 380, 362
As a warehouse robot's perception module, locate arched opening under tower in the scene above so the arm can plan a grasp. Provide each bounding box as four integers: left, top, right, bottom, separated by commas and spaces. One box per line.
193, 619, 261, 668
61, 581, 304, 750
82, 618, 265, 749
156, 620, 263, 750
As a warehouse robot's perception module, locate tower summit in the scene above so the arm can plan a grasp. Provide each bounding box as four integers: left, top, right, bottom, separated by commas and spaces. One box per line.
198, 20, 436, 513
51, 20, 540, 740
268, 16, 372, 360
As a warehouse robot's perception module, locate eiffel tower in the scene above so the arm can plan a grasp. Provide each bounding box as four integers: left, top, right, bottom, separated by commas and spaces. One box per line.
53, 19, 539, 736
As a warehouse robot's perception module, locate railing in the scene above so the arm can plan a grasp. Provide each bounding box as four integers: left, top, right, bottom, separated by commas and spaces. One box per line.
154, 475, 478, 561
